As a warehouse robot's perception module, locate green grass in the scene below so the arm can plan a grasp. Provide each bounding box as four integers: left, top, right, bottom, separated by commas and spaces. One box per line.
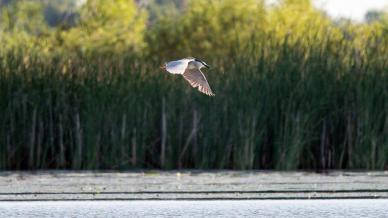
0, 31, 387, 170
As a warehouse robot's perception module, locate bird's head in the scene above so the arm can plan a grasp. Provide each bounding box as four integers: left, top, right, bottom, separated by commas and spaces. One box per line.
194, 58, 210, 69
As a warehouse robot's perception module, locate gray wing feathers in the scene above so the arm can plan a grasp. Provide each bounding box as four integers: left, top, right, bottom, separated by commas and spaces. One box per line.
183, 68, 215, 96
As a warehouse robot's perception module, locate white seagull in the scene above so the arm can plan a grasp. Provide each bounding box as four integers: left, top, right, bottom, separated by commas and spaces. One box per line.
161, 57, 215, 96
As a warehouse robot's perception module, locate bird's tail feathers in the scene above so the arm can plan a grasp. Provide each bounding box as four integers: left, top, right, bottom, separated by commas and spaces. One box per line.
160, 63, 167, 71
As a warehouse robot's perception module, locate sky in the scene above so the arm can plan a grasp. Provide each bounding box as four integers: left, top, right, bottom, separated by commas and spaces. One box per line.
313, 0, 388, 22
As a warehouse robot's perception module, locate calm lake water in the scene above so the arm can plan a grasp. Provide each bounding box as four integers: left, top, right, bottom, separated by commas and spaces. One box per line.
0, 199, 387, 217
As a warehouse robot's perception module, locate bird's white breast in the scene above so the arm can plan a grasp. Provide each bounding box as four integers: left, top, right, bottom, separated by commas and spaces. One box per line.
165, 59, 192, 74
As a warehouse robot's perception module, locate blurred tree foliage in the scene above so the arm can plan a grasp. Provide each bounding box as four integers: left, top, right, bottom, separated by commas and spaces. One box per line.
145, 0, 266, 60
43, 0, 79, 28
0, 0, 147, 56
0, 1, 50, 52
0, 0, 387, 59
366, 9, 388, 36
58, 0, 147, 55
267, 0, 341, 44
141, 0, 184, 24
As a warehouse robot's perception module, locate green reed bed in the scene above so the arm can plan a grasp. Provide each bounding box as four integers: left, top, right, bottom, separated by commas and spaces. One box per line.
0, 31, 386, 170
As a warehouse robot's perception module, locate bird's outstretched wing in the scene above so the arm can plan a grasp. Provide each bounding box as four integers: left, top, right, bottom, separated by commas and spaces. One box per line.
183, 68, 215, 96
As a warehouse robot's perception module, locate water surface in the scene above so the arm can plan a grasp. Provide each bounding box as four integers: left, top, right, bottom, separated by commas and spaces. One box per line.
0, 199, 387, 217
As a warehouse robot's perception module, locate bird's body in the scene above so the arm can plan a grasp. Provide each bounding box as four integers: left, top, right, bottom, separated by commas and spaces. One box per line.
161, 57, 215, 96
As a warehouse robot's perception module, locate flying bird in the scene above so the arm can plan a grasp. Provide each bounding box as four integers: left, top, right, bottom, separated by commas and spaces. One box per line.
161, 57, 215, 96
